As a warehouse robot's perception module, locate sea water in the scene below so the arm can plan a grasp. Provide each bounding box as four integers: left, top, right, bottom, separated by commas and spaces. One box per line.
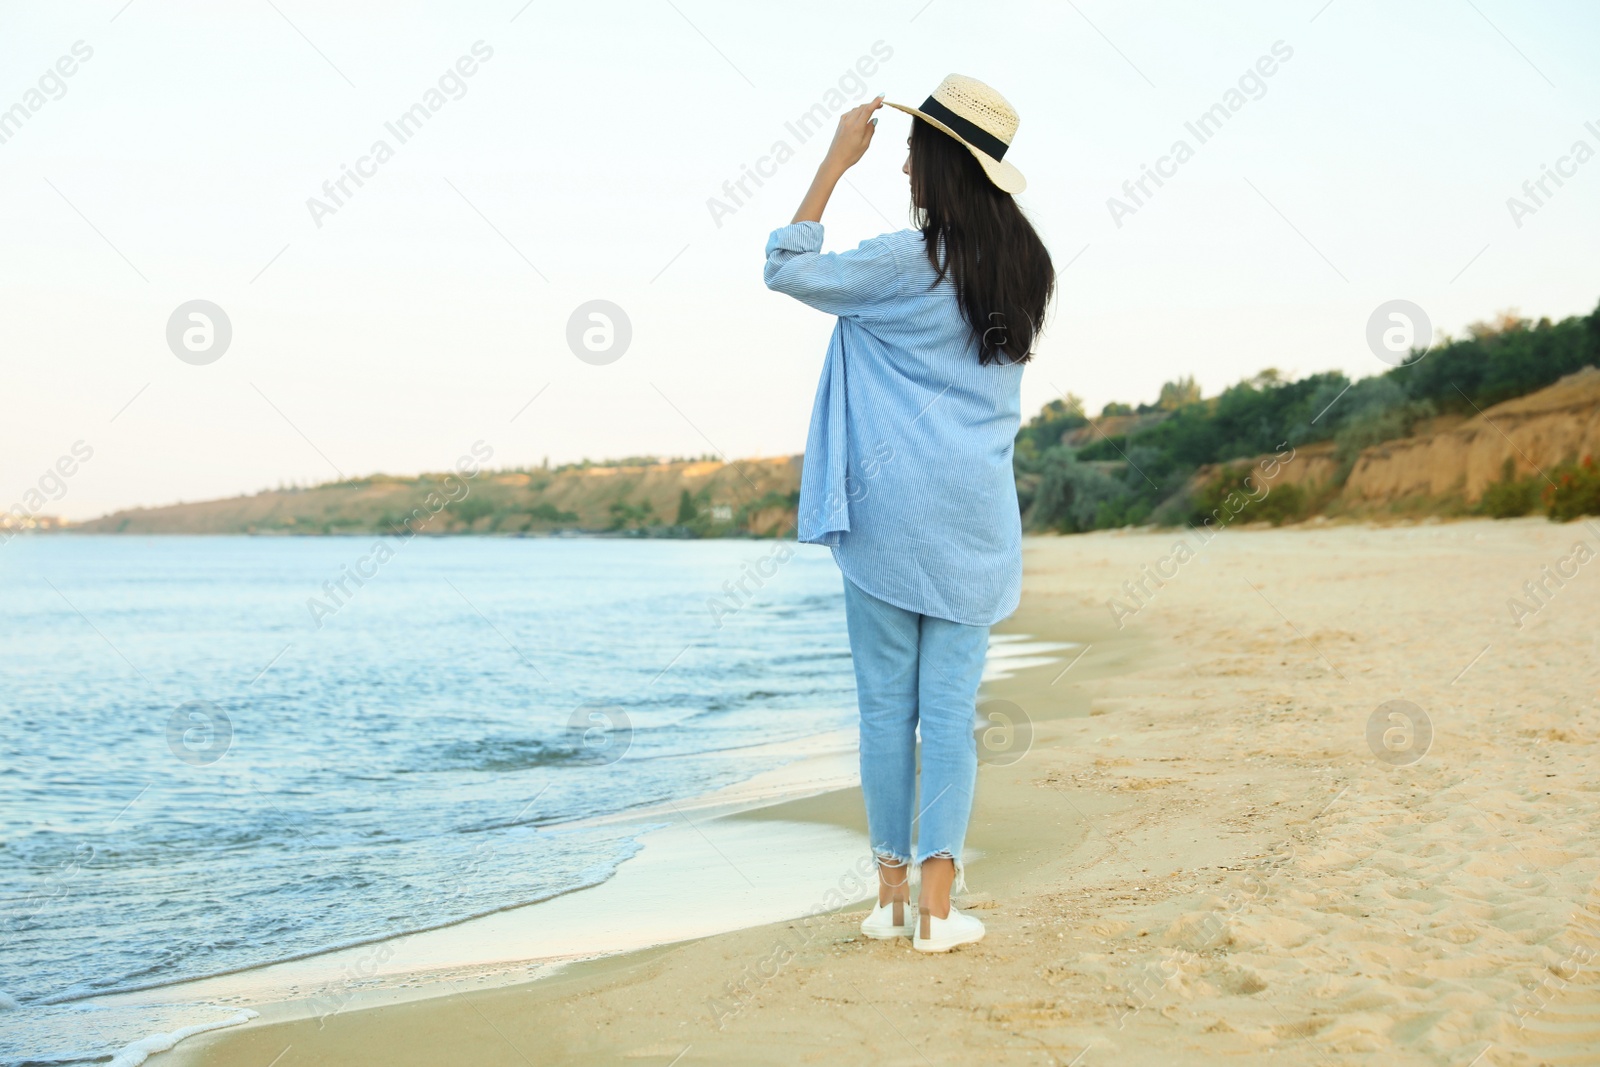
0, 535, 857, 1065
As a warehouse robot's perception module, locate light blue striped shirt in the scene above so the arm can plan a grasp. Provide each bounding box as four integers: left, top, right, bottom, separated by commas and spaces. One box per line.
764, 220, 1024, 626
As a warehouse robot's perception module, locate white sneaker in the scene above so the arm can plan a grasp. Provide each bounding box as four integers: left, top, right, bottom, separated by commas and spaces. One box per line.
913, 905, 985, 953
860, 899, 915, 939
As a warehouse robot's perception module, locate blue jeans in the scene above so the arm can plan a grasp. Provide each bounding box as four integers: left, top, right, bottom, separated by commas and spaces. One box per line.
842, 576, 989, 892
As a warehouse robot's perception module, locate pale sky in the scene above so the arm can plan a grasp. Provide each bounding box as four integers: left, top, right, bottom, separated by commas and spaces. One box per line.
3, 0, 1597, 520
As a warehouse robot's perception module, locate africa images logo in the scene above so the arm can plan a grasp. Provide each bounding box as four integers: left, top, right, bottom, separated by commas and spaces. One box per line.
305, 42, 495, 228
705, 41, 893, 228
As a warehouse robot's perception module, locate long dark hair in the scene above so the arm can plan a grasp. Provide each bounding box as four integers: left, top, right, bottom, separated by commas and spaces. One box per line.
909, 117, 1055, 366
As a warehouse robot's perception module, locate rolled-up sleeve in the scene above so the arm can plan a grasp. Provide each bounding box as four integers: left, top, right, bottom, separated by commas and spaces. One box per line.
764, 221, 904, 320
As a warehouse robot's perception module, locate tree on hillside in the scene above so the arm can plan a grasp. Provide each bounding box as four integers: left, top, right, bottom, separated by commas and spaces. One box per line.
1157, 376, 1202, 410
1467, 308, 1528, 340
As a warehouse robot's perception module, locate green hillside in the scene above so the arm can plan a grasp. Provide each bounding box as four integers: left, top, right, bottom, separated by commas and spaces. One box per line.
68, 298, 1600, 537
1015, 299, 1600, 530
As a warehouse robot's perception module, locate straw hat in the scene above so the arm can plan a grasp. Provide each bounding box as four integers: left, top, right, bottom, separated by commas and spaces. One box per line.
885, 74, 1026, 194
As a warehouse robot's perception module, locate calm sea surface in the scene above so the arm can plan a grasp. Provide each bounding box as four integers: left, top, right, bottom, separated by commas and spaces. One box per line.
0, 535, 856, 1065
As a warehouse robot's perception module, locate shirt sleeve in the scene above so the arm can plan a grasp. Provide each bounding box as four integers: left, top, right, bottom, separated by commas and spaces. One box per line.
763, 221, 905, 320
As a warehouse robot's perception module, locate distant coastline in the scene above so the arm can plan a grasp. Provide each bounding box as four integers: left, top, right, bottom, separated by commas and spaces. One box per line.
35, 298, 1600, 539
49, 364, 1600, 539
63, 455, 804, 539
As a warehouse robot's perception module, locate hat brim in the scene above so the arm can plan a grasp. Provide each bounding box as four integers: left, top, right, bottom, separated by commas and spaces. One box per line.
885, 100, 1027, 194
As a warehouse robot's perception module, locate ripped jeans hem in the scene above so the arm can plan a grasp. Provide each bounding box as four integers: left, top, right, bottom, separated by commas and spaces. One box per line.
872, 849, 913, 885
873, 850, 966, 895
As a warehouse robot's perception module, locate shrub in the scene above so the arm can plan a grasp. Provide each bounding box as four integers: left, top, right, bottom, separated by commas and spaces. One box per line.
606, 498, 657, 531
449, 495, 495, 524
1333, 399, 1436, 466
528, 502, 578, 524
734, 490, 799, 532
1189, 464, 1305, 527
1544, 456, 1600, 522
1026, 448, 1129, 532
1253, 481, 1306, 526
1477, 457, 1541, 519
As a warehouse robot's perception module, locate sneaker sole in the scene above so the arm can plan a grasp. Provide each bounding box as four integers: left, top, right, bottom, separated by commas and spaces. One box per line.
912, 930, 985, 953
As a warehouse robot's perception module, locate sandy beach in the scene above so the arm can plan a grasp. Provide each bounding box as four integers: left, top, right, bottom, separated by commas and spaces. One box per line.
167, 517, 1600, 1067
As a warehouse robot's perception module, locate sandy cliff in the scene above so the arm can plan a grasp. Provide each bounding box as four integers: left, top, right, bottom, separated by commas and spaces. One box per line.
1342, 366, 1600, 507
1207, 367, 1600, 516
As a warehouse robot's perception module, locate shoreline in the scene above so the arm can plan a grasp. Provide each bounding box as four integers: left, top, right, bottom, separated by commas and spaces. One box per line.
87, 736, 865, 1057
89, 730, 861, 1009
167, 520, 1600, 1066
26, 511, 1575, 539
107, 627, 1076, 1019
94, 630, 1082, 1065
162, 557, 1138, 1065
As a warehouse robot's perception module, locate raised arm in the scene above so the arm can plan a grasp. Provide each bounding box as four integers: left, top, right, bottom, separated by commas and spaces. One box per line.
791, 95, 884, 224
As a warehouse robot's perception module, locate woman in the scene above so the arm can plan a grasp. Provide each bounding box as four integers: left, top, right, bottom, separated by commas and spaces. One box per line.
764, 75, 1055, 952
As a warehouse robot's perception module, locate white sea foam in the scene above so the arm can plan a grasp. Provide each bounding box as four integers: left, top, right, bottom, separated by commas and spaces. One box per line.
106, 1009, 258, 1067
983, 632, 1076, 681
